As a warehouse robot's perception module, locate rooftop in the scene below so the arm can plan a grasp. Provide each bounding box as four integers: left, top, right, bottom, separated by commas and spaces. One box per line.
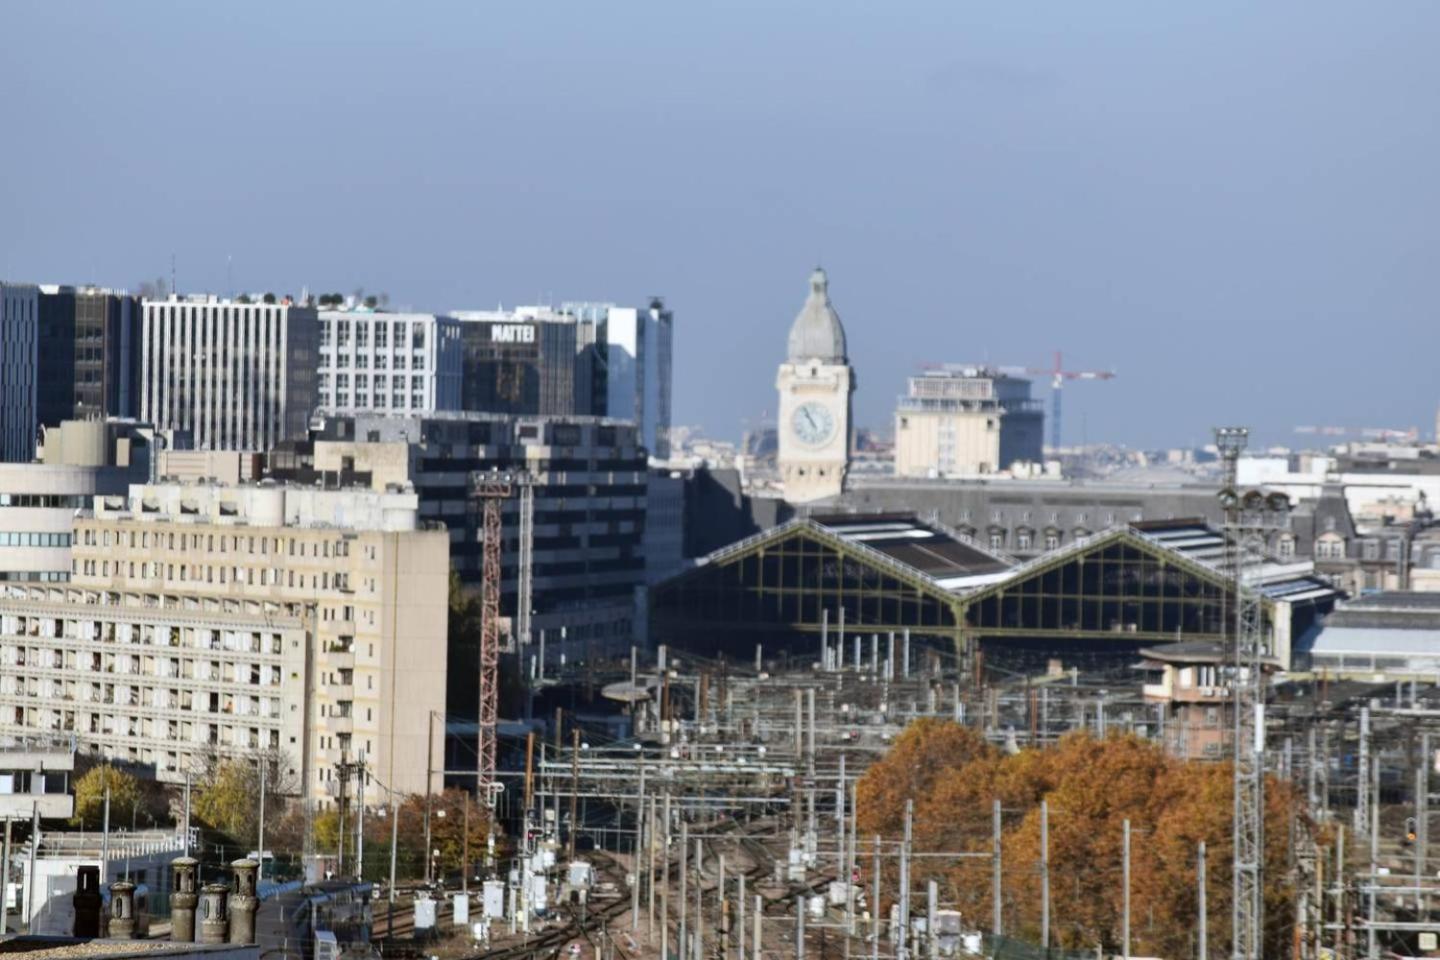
810, 513, 1013, 587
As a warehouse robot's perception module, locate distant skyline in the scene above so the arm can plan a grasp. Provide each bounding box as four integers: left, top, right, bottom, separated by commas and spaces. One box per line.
3, 1, 1438, 450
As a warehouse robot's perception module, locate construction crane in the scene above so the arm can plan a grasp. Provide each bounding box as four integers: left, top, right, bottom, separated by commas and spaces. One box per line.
1294, 424, 1419, 443
466, 470, 535, 808
1024, 351, 1116, 452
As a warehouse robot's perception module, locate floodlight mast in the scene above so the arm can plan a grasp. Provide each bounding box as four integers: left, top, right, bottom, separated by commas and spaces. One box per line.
1213, 424, 1288, 960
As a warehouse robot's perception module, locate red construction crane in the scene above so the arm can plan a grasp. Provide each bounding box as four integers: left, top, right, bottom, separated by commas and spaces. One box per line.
1023, 352, 1116, 451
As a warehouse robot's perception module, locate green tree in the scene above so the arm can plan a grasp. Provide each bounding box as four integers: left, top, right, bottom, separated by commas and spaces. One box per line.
192, 751, 297, 848
194, 759, 256, 840
71, 765, 141, 829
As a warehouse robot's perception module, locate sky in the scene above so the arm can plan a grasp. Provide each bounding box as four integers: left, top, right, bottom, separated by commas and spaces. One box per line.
3, 1, 1438, 450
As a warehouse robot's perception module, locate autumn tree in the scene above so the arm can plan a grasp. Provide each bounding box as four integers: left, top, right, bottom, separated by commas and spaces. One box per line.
192, 750, 298, 850
857, 723, 1302, 958
71, 764, 142, 829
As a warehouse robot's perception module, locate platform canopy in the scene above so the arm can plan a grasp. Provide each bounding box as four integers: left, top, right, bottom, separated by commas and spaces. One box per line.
650, 515, 1009, 659
651, 514, 1341, 670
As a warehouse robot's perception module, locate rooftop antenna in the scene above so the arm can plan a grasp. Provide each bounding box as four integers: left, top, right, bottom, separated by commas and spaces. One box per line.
226, 255, 233, 299
170, 254, 177, 298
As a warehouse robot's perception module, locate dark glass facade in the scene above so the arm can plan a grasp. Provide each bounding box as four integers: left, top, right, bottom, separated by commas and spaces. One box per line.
37, 288, 139, 427
651, 526, 965, 659
460, 320, 576, 415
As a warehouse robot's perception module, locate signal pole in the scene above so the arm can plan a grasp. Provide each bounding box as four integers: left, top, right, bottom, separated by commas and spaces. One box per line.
1215, 426, 1291, 960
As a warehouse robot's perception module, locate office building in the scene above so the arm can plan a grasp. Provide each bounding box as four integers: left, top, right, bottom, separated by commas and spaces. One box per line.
0, 420, 153, 585
297, 412, 648, 657
0, 481, 449, 800
894, 366, 1045, 477
0, 283, 39, 462
453, 307, 577, 416
36, 286, 141, 428
140, 295, 319, 451
317, 310, 462, 416
566, 300, 674, 457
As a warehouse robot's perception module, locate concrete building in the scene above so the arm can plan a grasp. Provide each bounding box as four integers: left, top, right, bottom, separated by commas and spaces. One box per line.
452, 307, 578, 416
894, 366, 1044, 477
1296, 592, 1440, 679
317, 310, 462, 416
0, 283, 40, 462
0, 421, 152, 585
1140, 643, 1244, 761
777, 269, 853, 503
140, 296, 319, 451
0, 735, 74, 820
0, 482, 449, 800
566, 300, 674, 457
36, 286, 141, 428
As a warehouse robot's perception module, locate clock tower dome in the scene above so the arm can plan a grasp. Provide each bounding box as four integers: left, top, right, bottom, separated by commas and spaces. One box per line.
776, 268, 853, 503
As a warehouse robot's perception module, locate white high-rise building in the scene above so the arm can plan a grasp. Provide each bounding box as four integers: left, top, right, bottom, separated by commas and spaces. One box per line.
567, 299, 673, 458
140, 296, 319, 451
317, 311, 462, 415
0, 283, 39, 462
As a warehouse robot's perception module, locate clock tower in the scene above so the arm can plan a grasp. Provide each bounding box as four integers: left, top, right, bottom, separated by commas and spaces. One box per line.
776, 268, 853, 503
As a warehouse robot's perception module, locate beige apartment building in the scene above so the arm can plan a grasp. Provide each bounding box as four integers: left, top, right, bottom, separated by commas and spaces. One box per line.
0, 482, 448, 802
894, 366, 1044, 477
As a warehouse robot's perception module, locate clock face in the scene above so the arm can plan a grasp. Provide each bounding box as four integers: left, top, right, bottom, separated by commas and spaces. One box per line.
791, 402, 836, 446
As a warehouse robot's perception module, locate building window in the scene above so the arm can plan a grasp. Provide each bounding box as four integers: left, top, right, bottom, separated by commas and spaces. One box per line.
1045, 532, 1060, 551
1277, 536, 1295, 560
989, 531, 1004, 550
1016, 529, 1033, 551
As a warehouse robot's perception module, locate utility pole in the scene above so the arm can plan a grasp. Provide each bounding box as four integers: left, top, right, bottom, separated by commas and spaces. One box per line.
257, 760, 266, 884
753, 894, 763, 960
388, 789, 398, 941
1199, 841, 1208, 960
569, 728, 581, 860
632, 762, 646, 932
100, 787, 110, 885
183, 771, 191, 857
1040, 799, 1050, 950
1369, 759, 1379, 960
871, 836, 881, 960
679, 819, 689, 960
336, 755, 348, 877
1420, 731, 1431, 916
1122, 818, 1131, 960
661, 793, 672, 960
899, 800, 913, 960
424, 710, 435, 885
355, 756, 365, 883
991, 799, 1002, 936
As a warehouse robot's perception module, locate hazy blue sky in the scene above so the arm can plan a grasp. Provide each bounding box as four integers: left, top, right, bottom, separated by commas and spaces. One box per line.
3, 2, 1437, 449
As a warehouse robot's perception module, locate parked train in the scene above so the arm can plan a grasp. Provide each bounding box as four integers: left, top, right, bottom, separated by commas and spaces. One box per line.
255, 881, 373, 960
